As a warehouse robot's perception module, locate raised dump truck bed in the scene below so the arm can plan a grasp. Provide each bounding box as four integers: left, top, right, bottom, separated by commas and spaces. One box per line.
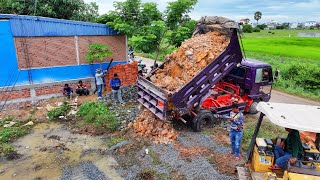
137, 29, 243, 120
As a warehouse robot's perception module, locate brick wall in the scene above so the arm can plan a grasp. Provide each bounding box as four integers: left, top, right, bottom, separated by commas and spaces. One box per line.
14, 35, 126, 69
0, 88, 31, 101
34, 80, 92, 96
78, 35, 126, 64
15, 37, 76, 69
0, 62, 137, 109
104, 61, 138, 91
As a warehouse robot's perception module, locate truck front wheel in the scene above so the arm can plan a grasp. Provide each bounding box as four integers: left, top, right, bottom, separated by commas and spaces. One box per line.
191, 110, 215, 132
249, 101, 260, 114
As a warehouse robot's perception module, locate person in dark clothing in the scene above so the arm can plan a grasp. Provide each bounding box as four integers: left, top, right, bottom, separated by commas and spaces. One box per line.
110, 73, 124, 104
63, 84, 73, 98
76, 80, 89, 96
270, 128, 304, 170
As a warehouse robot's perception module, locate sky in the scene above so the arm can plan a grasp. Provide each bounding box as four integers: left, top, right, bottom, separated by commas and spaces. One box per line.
84, 0, 320, 23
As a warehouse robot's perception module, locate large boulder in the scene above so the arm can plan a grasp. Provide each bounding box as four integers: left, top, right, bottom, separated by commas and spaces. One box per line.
193, 16, 239, 37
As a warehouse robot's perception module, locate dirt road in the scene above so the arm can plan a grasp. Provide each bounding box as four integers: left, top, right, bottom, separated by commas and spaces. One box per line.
137, 56, 320, 106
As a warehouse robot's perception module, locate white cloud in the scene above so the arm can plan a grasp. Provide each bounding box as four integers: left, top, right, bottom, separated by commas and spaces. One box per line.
85, 0, 320, 23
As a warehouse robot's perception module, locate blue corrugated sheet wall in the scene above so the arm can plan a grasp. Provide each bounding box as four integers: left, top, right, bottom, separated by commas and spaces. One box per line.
0, 14, 119, 37
0, 17, 127, 87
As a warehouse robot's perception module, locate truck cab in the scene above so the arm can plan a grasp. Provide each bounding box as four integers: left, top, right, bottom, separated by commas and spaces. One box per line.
224, 58, 273, 113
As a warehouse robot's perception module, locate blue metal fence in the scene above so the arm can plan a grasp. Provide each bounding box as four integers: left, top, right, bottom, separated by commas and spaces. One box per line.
0, 14, 119, 37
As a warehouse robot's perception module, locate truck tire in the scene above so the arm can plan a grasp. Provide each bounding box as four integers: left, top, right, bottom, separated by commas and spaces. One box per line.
249, 101, 259, 114
191, 110, 215, 132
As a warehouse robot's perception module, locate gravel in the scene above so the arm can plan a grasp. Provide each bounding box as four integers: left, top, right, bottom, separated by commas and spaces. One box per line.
104, 85, 142, 130
104, 85, 138, 103
61, 161, 108, 180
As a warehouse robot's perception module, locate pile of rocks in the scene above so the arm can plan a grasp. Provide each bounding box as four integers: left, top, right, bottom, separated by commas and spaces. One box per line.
129, 109, 178, 144
104, 85, 138, 103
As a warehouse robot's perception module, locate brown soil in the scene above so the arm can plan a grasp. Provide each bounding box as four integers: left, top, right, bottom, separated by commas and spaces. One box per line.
208, 152, 244, 176
130, 109, 178, 144
150, 32, 230, 92
175, 145, 211, 157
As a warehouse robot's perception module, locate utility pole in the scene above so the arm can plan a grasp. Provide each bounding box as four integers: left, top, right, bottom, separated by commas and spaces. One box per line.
33, 0, 37, 16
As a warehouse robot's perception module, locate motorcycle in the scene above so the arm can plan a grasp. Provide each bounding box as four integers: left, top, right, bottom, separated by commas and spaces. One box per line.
138, 59, 147, 74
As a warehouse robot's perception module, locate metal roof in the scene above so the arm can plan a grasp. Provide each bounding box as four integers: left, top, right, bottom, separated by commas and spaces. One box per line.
0, 14, 119, 37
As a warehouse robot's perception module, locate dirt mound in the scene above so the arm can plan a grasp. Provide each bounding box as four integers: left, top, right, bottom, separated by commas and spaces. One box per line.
150, 31, 230, 93
129, 109, 178, 144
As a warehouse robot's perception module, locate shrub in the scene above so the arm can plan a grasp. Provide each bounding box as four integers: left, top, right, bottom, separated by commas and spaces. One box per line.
77, 102, 119, 131
242, 24, 253, 33
47, 101, 71, 120
253, 27, 261, 32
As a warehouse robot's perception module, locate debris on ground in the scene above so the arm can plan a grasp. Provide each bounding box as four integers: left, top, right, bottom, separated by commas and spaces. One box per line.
23, 121, 34, 126
3, 121, 16, 128
130, 109, 178, 144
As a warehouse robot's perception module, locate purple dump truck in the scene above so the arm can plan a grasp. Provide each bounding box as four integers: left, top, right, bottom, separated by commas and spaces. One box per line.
137, 29, 273, 131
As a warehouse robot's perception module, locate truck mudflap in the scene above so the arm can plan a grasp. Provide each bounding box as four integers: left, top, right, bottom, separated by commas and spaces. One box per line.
137, 77, 169, 120
171, 30, 243, 110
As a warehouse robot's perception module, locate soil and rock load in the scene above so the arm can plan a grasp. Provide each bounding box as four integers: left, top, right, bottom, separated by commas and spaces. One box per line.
150, 16, 238, 93
129, 109, 178, 144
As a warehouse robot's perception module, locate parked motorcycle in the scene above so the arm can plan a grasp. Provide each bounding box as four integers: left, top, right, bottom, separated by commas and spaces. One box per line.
138, 59, 147, 74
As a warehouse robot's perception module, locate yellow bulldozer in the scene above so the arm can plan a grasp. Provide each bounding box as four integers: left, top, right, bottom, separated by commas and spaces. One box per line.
238, 102, 320, 180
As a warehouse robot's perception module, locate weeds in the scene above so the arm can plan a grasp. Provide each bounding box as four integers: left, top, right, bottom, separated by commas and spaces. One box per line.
77, 102, 119, 131
107, 136, 126, 147
149, 149, 161, 165
47, 101, 71, 120
0, 116, 33, 156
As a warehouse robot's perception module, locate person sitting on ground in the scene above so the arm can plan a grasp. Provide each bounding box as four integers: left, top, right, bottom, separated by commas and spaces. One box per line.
76, 80, 90, 96
219, 103, 244, 160
270, 128, 304, 170
110, 73, 124, 105
63, 84, 73, 98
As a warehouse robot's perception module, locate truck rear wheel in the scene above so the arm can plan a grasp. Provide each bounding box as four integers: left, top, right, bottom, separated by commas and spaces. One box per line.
191, 110, 215, 132
249, 101, 259, 114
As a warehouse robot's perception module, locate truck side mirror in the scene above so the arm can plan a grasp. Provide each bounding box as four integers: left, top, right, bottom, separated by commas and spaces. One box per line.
273, 69, 280, 81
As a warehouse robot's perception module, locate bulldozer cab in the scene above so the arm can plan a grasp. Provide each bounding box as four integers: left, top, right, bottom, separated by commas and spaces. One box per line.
238, 102, 320, 180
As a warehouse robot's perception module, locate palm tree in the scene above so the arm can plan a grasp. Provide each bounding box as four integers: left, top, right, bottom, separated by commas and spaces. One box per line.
254, 11, 262, 24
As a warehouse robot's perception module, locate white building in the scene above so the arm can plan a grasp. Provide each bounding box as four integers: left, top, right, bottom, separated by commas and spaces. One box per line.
290, 22, 298, 29
266, 20, 278, 30
304, 21, 317, 27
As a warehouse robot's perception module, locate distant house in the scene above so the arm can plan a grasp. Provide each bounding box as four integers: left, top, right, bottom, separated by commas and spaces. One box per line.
290, 22, 298, 29
304, 21, 317, 27
239, 18, 250, 24
266, 20, 278, 30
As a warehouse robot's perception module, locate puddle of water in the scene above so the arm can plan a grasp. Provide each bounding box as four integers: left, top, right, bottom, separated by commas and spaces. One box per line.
0, 122, 122, 180
297, 32, 320, 37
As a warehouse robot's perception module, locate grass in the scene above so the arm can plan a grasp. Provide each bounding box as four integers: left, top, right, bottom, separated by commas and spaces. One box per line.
242, 38, 320, 60
107, 136, 126, 147
242, 115, 287, 150
0, 116, 33, 156
244, 29, 320, 38
242, 30, 320, 101
77, 101, 119, 131
47, 101, 71, 120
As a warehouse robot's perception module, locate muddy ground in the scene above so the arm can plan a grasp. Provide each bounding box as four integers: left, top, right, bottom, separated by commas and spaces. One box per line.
0, 94, 244, 180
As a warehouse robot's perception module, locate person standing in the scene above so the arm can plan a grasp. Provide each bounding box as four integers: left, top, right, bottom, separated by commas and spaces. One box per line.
110, 73, 124, 105
95, 69, 104, 100
220, 104, 244, 160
